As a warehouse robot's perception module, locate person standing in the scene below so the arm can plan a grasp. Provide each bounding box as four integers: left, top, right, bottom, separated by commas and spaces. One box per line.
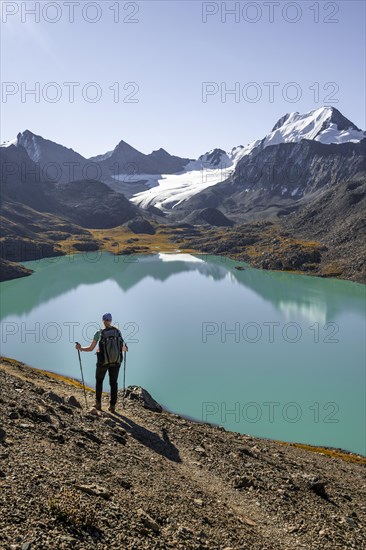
75, 313, 128, 412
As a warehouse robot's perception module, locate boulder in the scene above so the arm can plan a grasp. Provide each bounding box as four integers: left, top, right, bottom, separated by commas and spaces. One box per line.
137, 508, 160, 533
309, 480, 329, 500
124, 386, 163, 412
127, 217, 156, 235
45, 391, 65, 405
74, 484, 111, 500
233, 476, 256, 489
0, 428, 6, 442
66, 395, 82, 409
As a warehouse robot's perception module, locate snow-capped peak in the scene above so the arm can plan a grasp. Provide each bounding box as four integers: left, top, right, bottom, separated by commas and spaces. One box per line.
183, 147, 244, 172
268, 106, 364, 144
233, 106, 365, 165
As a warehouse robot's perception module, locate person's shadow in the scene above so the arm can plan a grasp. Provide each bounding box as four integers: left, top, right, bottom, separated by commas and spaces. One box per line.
109, 411, 182, 463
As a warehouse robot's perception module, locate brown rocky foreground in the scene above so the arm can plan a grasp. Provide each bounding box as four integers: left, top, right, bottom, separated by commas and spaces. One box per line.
0, 357, 365, 550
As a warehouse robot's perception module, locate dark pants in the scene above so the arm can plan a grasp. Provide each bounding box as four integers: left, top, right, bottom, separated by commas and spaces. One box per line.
95, 363, 120, 405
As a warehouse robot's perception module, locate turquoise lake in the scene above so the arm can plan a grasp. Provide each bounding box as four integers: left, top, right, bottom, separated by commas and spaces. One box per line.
0, 252, 365, 455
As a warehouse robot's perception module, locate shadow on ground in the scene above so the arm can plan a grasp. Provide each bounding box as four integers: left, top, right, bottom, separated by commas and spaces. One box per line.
108, 411, 182, 463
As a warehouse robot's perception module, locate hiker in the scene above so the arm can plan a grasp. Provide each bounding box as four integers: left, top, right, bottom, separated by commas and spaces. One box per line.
75, 313, 128, 412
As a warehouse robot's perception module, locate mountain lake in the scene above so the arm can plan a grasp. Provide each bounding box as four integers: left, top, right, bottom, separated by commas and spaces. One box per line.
0, 252, 365, 456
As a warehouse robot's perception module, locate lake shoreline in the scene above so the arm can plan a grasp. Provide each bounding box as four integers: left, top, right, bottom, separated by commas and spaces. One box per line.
1, 220, 365, 284
2, 247, 365, 286
2, 355, 365, 462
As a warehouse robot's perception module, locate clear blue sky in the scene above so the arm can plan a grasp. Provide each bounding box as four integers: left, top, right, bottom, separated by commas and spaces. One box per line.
1, 0, 365, 158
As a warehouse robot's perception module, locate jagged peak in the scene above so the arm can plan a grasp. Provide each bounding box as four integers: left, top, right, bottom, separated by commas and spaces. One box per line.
150, 147, 171, 156
199, 148, 226, 160
114, 139, 139, 153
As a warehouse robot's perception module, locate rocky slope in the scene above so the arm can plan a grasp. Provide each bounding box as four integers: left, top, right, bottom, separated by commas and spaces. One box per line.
0, 144, 141, 229
0, 258, 33, 281
0, 198, 97, 281
0, 146, 160, 275
0, 357, 365, 550
183, 208, 234, 227
175, 138, 366, 222
283, 178, 366, 281
173, 217, 365, 283
40, 180, 139, 229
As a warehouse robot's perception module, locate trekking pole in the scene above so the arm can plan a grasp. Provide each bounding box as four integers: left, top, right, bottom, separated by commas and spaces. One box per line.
122, 343, 127, 409
75, 342, 88, 410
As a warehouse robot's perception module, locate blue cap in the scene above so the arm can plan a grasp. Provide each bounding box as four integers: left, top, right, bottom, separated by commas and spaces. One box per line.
102, 313, 112, 321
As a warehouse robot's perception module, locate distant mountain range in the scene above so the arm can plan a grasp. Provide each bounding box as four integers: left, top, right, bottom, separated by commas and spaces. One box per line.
1, 106, 365, 282
2, 106, 364, 218
1, 130, 192, 189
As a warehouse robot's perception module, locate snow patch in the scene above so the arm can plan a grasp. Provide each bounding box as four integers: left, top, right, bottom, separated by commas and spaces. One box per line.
0, 138, 18, 148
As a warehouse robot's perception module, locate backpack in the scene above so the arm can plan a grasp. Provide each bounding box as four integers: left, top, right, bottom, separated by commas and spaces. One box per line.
99, 327, 123, 366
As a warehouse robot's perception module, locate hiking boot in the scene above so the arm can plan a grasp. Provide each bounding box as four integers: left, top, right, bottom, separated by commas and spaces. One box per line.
95, 400, 102, 411
108, 405, 116, 413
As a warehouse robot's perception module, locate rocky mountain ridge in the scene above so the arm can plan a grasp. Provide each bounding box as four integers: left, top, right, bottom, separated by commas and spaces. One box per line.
1, 107, 364, 284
